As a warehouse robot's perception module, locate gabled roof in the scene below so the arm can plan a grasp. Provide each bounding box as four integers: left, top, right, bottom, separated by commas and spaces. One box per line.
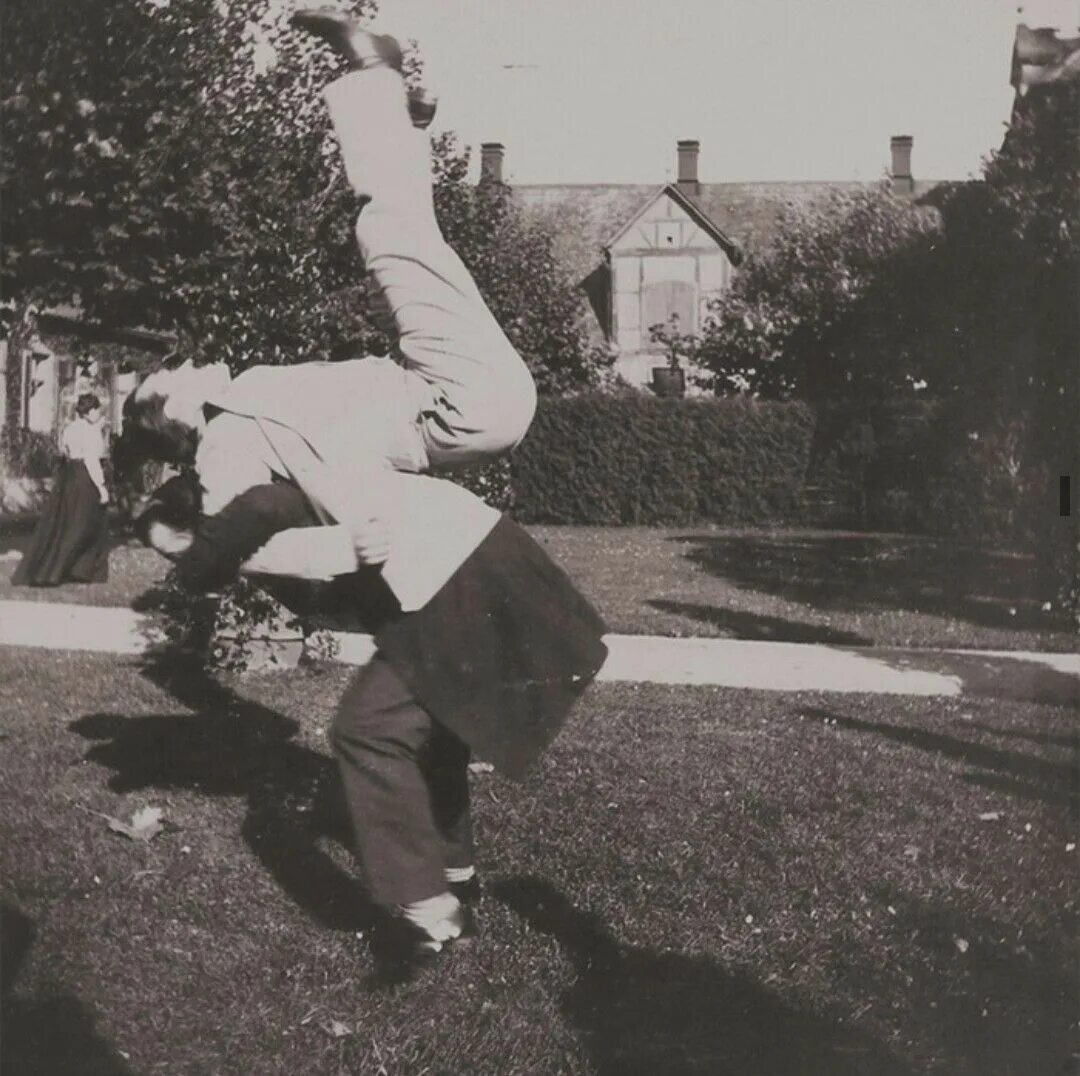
516, 179, 947, 282
601, 183, 743, 262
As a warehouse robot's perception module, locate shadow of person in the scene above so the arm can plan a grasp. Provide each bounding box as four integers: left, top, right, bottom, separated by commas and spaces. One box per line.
492, 877, 913, 1076
2, 903, 135, 1076
673, 532, 1065, 635
800, 705, 1078, 810
866, 889, 1080, 1076
647, 598, 869, 645
69, 654, 374, 934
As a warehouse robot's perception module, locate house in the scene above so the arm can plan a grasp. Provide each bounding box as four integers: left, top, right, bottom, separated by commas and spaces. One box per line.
0, 307, 173, 443
501, 135, 945, 391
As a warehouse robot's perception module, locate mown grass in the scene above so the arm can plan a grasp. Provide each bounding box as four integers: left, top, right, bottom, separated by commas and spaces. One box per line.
1, 523, 1073, 652
2, 648, 1076, 1074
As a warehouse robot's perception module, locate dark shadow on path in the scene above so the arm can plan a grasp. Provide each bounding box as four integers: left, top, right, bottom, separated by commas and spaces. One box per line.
800, 706, 1079, 811
648, 598, 869, 644
493, 876, 913, 1076
69, 655, 374, 933
867, 650, 1080, 708
2, 903, 134, 1076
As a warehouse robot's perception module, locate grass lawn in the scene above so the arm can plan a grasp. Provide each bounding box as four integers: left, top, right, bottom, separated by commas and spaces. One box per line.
1, 521, 1073, 652
2, 648, 1076, 1074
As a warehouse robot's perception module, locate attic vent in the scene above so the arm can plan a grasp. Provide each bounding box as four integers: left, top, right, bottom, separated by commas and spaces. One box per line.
656, 222, 680, 247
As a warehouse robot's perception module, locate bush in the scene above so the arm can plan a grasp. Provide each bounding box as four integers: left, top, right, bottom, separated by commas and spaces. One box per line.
1, 427, 60, 480
509, 394, 817, 525
435, 456, 514, 511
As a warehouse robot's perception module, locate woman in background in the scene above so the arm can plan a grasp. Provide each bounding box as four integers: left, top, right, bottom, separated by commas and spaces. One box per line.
13, 392, 111, 586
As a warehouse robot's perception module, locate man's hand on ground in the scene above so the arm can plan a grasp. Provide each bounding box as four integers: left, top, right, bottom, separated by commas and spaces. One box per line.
147, 520, 194, 559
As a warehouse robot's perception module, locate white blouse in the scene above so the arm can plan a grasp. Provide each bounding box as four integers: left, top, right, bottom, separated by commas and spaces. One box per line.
60, 418, 106, 462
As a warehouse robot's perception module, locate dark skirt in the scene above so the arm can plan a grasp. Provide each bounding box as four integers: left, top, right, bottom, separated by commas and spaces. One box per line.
12, 460, 109, 587
374, 516, 609, 780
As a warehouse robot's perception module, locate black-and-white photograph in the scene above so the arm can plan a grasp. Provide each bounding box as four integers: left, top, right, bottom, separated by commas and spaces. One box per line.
1, 0, 1077, 1071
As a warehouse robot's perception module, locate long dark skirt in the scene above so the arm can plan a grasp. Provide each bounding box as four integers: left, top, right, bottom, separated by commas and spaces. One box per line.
12, 460, 109, 586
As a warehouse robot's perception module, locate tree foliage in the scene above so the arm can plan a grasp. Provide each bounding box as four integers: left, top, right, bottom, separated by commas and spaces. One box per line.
2, 0, 385, 368
693, 186, 939, 403
431, 134, 609, 396
696, 84, 1078, 425
2, 0, 604, 393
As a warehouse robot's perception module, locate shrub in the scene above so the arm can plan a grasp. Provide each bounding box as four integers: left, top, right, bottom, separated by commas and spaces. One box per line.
1, 427, 60, 480
435, 456, 514, 512
509, 394, 817, 525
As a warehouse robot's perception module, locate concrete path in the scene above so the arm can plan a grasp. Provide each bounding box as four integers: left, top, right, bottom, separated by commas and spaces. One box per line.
1, 599, 1077, 703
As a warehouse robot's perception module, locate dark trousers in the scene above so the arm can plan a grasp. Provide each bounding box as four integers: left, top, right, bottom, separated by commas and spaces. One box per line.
331, 653, 474, 907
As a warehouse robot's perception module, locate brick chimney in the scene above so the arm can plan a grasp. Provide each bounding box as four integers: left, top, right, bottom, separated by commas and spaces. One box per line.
480, 142, 505, 185
676, 140, 701, 198
890, 135, 914, 195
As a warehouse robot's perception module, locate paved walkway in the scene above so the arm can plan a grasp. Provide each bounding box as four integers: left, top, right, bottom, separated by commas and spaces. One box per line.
2, 598, 1077, 702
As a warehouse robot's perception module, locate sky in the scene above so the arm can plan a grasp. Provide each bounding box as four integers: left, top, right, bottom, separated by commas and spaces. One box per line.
379, 0, 1079, 185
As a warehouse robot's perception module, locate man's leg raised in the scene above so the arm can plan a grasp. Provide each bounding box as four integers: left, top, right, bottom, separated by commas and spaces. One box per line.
299, 15, 536, 467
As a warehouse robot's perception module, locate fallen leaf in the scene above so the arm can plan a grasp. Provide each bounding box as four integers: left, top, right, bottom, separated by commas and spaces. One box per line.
108, 806, 165, 842
978, 811, 1001, 822
323, 1020, 352, 1039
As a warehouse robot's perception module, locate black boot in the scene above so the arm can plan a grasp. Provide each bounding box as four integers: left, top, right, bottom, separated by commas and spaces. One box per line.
290, 8, 403, 72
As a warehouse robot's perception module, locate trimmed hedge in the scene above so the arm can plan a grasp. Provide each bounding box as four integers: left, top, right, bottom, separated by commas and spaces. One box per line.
510, 394, 817, 525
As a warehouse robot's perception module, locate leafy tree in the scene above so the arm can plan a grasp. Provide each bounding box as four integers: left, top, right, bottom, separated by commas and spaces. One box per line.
2, 0, 384, 369
431, 132, 610, 397
3, 0, 604, 394
693, 186, 939, 404
694, 78, 1077, 614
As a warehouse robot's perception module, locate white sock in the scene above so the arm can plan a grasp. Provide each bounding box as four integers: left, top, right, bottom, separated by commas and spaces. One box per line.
444, 865, 476, 885
400, 892, 462, 943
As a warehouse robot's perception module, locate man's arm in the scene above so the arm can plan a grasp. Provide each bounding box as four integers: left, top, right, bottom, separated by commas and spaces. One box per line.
173, 483, 321, 592
195, 412, 277, 517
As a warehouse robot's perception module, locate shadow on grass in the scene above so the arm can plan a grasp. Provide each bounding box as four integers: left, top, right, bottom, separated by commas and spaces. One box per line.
864, 890, 1080, 1076
494, 876, 913, 1076
69, 655, 375, 934
961, 720, 1079, 751
2, 903, 134, 1076
800, 705, 1079, 810
647, 598, 869, 644
674, 532, 1062, 633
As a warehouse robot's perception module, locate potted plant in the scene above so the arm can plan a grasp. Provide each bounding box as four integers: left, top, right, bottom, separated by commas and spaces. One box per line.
648, 314, 694, 397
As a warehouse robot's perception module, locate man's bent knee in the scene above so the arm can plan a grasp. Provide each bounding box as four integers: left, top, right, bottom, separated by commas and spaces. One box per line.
485, 368, 537, 451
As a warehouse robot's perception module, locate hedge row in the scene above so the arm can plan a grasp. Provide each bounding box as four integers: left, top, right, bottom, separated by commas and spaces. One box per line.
509, 394, 817, 525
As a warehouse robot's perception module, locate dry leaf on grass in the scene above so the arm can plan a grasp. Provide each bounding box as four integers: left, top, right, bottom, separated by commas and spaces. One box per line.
107, 806, 165, 843
322, 1020, 352, 1039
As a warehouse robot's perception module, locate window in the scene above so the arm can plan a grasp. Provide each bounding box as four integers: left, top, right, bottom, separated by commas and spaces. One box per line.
641, 280, 697, 337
